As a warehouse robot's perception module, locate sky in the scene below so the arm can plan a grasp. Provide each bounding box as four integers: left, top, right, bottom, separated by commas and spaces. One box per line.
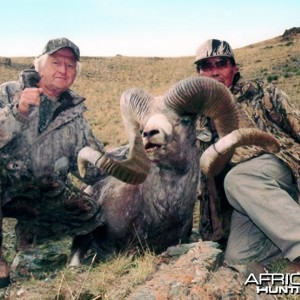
0, 0, 299, 57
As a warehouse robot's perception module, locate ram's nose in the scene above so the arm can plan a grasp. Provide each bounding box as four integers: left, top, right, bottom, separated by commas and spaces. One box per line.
143, 129, 159, 138
142, 113, 172, 144
142, 127, 166, 146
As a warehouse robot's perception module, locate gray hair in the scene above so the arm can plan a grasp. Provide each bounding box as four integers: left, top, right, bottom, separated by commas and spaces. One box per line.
33, 53, 81, 79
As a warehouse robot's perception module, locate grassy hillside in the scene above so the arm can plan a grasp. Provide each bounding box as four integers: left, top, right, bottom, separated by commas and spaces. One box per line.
0, 32, 299, 299
0, 33, 299, 149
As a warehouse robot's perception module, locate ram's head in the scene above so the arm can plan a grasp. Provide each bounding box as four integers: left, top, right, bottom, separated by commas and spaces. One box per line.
78, 77, 280, 183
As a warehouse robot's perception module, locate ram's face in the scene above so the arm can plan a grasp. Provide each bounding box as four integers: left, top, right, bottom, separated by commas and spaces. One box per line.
141, 111, 196, 168
141, 113, 170, 162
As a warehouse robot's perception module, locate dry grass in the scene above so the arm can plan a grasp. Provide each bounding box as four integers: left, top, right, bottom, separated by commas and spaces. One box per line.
1, 34, 299, 148
8, 250, 157, 299
234, 35, 300, 106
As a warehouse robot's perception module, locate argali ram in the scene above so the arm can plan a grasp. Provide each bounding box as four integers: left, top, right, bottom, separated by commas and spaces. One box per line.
69, 77, 280, 266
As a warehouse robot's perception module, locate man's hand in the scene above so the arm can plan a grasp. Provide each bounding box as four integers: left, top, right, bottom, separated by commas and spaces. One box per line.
17, 87, 43, 116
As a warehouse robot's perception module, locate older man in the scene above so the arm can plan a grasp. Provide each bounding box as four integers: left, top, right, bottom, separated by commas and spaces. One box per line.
195, 39, 300, 272
0, 38, 105, 286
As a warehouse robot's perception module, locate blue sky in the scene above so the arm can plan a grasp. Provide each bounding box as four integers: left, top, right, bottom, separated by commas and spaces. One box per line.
1, 0, 299, 57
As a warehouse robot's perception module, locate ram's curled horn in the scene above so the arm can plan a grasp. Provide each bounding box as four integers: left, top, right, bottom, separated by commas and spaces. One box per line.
163, 77, 281, 176
200, 128, 281, 176
164, 77, 239, 137
164, 76, 239, 174
77, 89, 152, 185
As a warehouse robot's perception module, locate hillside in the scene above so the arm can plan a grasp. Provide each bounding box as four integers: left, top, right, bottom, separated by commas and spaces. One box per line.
0, 30, 299, 299
0, 31, 299, 148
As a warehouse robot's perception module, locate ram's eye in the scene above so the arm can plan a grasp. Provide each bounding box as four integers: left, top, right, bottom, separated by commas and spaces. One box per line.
181, 116, 192, 126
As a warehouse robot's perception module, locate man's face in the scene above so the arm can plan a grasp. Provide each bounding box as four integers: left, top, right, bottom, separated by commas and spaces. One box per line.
197, 57, 239, 88
39, 48, 77, 94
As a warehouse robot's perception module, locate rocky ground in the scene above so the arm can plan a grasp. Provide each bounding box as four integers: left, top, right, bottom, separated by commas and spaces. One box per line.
3, 240, 282, 299
0, 221, 295, 299
126, 241, 277, 300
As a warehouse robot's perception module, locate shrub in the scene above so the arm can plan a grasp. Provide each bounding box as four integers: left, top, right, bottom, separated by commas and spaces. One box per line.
285, 41, 294, 47
267, 74, 279, 82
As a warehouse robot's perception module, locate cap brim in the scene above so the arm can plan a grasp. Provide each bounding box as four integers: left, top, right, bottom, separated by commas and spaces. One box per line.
46, 46, 80, 61
194, 54, 235, 64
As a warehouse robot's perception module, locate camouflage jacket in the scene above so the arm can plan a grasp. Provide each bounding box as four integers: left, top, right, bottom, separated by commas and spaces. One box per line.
198, 80, 300, 243
0, 78, 105, 204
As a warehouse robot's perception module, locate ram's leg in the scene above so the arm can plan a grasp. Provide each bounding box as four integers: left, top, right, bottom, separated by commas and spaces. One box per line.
69, 233, 94, 267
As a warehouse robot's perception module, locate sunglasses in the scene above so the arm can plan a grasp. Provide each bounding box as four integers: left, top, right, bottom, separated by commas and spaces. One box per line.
198, 58, 231, 72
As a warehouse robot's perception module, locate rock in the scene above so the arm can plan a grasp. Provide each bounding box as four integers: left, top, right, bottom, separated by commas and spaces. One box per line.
127, 240, 223, 299
10, 239, 71, 281
127, 240, 274, 299
282, 27, 300, 37
0, 57, 12, 66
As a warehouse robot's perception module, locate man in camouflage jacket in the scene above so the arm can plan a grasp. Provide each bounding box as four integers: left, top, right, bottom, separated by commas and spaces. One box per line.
0, 38, 106, 284
195, 39, 300, 268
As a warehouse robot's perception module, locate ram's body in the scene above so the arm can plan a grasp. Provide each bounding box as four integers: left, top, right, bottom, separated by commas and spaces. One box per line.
69, 77, 280, 266
84, 112, 199, 254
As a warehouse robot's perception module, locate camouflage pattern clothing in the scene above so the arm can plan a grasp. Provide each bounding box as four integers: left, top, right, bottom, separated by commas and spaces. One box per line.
198, 80, 300, 244
0, 75, 106, 250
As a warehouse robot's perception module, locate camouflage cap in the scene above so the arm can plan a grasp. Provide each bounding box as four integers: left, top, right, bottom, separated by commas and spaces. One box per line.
41, 38, 80, 61
194, 39, 236, 64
